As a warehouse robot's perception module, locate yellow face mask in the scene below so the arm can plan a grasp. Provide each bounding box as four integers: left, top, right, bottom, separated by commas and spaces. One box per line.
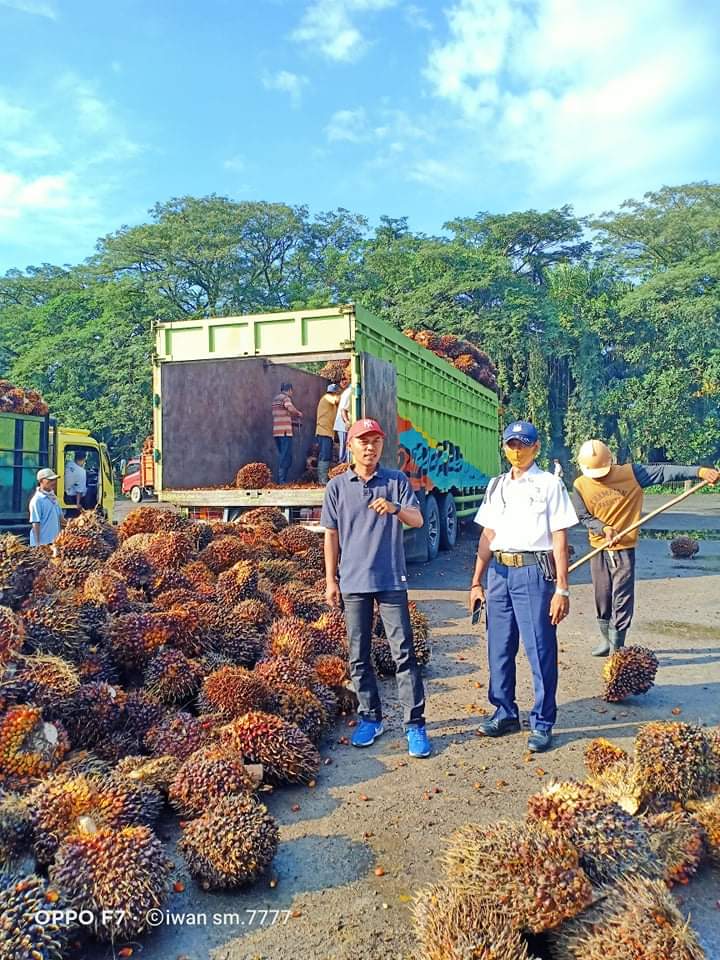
504, 444, 537, 470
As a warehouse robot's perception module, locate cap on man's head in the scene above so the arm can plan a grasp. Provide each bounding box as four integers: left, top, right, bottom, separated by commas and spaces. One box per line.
347, 418, 386, 442
326, 384, 340, 393
502, 420, 538, 446
37, 467, 59, 482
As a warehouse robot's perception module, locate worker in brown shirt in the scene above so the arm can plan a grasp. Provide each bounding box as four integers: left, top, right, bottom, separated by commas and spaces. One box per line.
572, 440, 719, 655
315, 384, 340, 483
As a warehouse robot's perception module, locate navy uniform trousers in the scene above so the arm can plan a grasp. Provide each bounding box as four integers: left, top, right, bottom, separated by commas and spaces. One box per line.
486, 560, 558, 732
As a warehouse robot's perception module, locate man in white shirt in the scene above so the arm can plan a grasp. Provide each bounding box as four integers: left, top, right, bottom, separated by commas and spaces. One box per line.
468, 421, 578, 753
29, 468, 64, 546
334, 378, 352, 462
64, 451, 87, 511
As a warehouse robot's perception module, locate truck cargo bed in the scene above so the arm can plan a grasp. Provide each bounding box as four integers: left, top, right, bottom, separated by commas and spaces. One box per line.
159, 487, 326, 508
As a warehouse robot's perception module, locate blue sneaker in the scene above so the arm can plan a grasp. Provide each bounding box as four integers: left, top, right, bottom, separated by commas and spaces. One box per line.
406, 725, 431, 758
351, 719, 384, 747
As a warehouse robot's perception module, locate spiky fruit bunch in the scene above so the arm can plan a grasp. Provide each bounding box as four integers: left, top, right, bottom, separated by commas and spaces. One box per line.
31, 555, 103, 595
58, 681, 127, 748
277, 524, 319, 555
233, 597, 274, 628
147, 569, 194, 598
235, 461, 272, 489
106, 611, 175, 667
21, 594, 87, 660
68, 509, 118, 552
0, 706, 69, 785
551, 875, 705, 960
705, 726, 720, 784
686, 794, 720, 865
0, 605, 25, 667
0, 533, 48, 608
258, 558, 297, 585
141, 531, 195, 571
200, 535, 249, 574
76, 645, 119, 685
328, 462, 349, 478
371, 636, 396, 676
602, 646, 659, 702
144, 710, 211, 761
444, 820, 592, 933
54, 526, 113, 561
670, 536, 699, 559
28, 772, 162, 863
409, 603, 431, 665
9, 654, 81, 710
268, 616, 317, 661
526, 780, 659, 884
583, 738, 629, 778
318, 360, 348, 381
267, 683, 328, 741
144, 648, 204, 705
272, 582, 325, 621
124, 689, 166, 739
0, 792, 32, 867
196, 603, 264, 665
634, 721, 714, 802
105, 545, 154, 587
313, 654, 349, 688
181, 560, 217, 595
254, 655, 316, 690
115, 754, 182, 794
413, 883, 537, 960
82, 568, 129, 612
50, 822, 172, 941
76, 598, 109, 642
242, 507, 288, 531
208, 520, 244, 538
169, 745, 256, 816
118, 505, 179, 540
293, 543, 325, 571
588, 758, 644, 816
643, 810, 705, 886
310, 681, 338, 720
216, 560, 259, 606
153, 587, 201, 610
333, 684, 359, 715
179, 793, 278, 889
55, 750, 114, 781
0, 873, 74, 960
310, 609, 348, 657
217, 710, 320, 784
198, 665, 270, 719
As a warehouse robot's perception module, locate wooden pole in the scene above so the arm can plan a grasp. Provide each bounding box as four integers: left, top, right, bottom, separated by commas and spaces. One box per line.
568, 479, 709, 575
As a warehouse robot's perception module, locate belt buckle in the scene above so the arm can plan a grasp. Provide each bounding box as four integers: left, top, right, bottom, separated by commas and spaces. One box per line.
511, 553, 522, 567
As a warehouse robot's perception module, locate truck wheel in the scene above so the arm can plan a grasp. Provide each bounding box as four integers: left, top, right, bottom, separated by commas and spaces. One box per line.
438, 493, 458, 550
129, 486, 143, 504
424, 495, 441, 561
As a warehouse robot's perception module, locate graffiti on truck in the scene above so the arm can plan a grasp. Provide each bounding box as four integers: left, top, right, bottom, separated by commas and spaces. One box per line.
398, 418, 490, 492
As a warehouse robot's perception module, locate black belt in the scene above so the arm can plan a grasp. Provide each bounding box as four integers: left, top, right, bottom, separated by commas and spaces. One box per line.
494, 551, 539, 567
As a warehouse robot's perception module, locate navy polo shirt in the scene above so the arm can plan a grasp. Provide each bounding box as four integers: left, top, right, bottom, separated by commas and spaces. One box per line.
320, 467, 421, 594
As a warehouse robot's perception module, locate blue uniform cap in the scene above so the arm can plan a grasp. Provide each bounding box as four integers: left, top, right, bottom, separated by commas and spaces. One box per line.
502, 420, 538, 446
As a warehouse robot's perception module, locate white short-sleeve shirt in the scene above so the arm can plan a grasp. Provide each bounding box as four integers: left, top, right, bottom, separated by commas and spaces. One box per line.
334, 386, 352, 432
474, 464, 578, 551
65, 461, 87, 497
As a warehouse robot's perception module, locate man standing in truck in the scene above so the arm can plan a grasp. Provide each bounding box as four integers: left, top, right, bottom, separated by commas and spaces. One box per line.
64, 450, 87, 513
315, 384, 341, 484
271, 382, 303, 484
29, 468, 63, 546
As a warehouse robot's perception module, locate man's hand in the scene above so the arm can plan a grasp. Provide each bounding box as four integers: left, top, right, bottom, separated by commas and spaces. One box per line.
469, 583, 485, 614
369, 498, 398, 516
602, 525, 619, 545
325, 578, 341, 608
699, 466, 720, 484
549, 592, 570, 625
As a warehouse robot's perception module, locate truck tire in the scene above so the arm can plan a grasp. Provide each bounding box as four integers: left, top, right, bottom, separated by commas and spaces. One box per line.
129, 486, 143, 504
438, 493, 458, 550
424, 494, 441, 562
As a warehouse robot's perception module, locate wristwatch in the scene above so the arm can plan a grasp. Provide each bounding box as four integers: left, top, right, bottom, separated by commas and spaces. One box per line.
554, 587, 570, 598
392, 501, 402, 515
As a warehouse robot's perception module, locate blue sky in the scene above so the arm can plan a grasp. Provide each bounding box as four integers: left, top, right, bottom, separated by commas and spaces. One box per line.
1, 0, 719, 271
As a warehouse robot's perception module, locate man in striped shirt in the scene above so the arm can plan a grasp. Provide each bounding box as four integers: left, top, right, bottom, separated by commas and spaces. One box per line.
271, 382, 303, 484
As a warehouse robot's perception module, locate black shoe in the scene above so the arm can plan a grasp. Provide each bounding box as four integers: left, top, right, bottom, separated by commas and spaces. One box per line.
476, 716, 521, 738
528, 729, 553, 753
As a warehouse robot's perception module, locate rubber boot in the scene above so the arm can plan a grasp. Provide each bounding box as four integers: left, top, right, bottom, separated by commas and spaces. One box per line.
592, 619, 611, 657
608, 627, 626, 652
318, 460, 331, 485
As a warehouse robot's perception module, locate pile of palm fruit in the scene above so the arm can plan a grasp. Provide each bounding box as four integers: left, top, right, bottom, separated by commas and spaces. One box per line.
0, 505, 402, 956
402, 330, 499, 393
0, 380, 49, 416
414, 720, 720, 959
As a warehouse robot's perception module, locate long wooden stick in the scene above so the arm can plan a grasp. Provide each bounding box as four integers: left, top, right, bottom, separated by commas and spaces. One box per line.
568, 478, 709, 574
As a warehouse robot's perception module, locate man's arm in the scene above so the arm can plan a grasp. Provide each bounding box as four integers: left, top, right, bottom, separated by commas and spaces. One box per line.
469, 527, 493, 611
285, 397, 303, 419
324, 529, 341, 607
632, 463, 719, 488
31, 522, 41, 544
570, 488, 605, 536
549, 529, 570, 625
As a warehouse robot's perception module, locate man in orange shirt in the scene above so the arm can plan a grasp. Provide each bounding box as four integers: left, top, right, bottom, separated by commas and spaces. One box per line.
572, 440, 719, 656
271, 382, 303, 484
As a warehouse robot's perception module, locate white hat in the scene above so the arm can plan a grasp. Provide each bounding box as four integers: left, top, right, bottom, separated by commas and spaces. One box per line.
37, 467, 59, 482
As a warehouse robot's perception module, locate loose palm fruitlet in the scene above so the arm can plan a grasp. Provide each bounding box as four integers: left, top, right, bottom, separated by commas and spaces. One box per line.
634, 721, 714, 802
443, 820, 593, 933
602, 646, 659, 702
583, 738, 629, 778
217, 710, 321, 784
50, 821, 173, 941
0, 533, 48, 609
178, 793, 279, 890
235, 462, 273, 489
168, 744, 256, 817
643, 810, 705, 886
413, 882, 538, 960
0, 872, 74, 960
670, 536, 699, 559
550, 875, 705, 960
0, 705, 69, 785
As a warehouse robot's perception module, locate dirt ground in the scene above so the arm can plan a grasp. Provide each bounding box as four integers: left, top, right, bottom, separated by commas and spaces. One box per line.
97, 495, 720, 960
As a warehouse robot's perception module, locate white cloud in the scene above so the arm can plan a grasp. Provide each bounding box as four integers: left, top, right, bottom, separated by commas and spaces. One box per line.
262, 70, 309, 105
404, 3, 433, 31
0, 0, 57, 18
293, 0, 397, 62
0, 172, 70, 220
223, 154, 246, 173
326, 107, 370, 142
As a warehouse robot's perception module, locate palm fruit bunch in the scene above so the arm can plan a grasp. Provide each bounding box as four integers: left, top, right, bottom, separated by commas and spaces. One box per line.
550, 875, 705, 960
6, 654, 80, 710
588, 757, 644, 815
0, 605, 25, 667
200, 535, 249, 574
155, 606, 209, 658
235, 462, 272, 489
409, 601, 431, 665
68, 509, 118, 552
21, 593, 88, 660
105, 543, 154, 587
310, 608, 348, 657
371, 636, 396, 676
57, 681, 127, 748
0, 792, 33, 868
277, 523, 318, 555
115, 753, 181, 795
254, 655, 316, 690
686, 794, 719, 864
143, 648, 204, 705
153, 586, 199, 610
443, 820, 592, 933
140, 531, 195, 571
318, 360, 349, 382
168, 744, 257, 816
583, 738, 629, 778
195, 603, 264, 665
643, 810, 706, 886
373, 602, 431, 669
217, 710, 320, 784
234, 596, 274, 628
105, 610, 174, 667
0, 705, 69, 787
76, 645, 119, 686
526, 779, 659, 884
328, 462, 350, 478
413, 883, 538, 960
178, 793, 279, 890
313, 654, 349, 688
54, 524, 114, 561
198, 665, 270, 719
179, 560, 217, 596
268, 616, 317, 661
634, 721, 714, 802
216, 559, 259, 605
403, 329, 499, 391
0, 380, 49, 413
144, 710, 212, 761
0, 533, 48, 608
83, 567, 129, 611
242, 506, 288, 531
258, 557, 297, 585
31, 555, 103, 594
118, 505, 182, 540
310, 680, 339, 720
50, 821, 172, 941
123, 688, 166, 741
76, 598, 110, 643
670, 536, 699, 558
266, 683, 328, 742
0, 872, 74, 960
272, 582, 325, 621
146, 568, 195, 598
706, 726, 720, 783
601, 645, 659, 702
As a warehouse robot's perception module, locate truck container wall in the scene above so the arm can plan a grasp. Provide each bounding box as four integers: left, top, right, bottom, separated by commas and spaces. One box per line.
0, 413, 49, 530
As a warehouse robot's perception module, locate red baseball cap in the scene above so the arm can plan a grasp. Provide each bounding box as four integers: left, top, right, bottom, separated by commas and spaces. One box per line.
347, 418, 386, 442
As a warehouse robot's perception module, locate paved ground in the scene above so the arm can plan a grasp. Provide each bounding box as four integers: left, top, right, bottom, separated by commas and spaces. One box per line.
94, 493, 720, 960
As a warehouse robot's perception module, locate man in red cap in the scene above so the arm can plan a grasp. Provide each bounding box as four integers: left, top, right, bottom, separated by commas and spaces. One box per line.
321, 418, 431, 758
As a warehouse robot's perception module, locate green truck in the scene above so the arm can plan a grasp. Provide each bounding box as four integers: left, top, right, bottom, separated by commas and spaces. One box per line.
152, 305, 499, 560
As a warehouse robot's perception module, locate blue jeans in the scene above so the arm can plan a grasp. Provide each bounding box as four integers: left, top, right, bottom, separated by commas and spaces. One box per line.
342, 590, 425, 727
274, 436, 293, 484
316, 434, 333, 461
486, 560, 558, 732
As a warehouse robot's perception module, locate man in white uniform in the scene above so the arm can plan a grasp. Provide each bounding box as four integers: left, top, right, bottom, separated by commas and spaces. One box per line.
64, 451, 87, 511
468, 421, 578, 752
